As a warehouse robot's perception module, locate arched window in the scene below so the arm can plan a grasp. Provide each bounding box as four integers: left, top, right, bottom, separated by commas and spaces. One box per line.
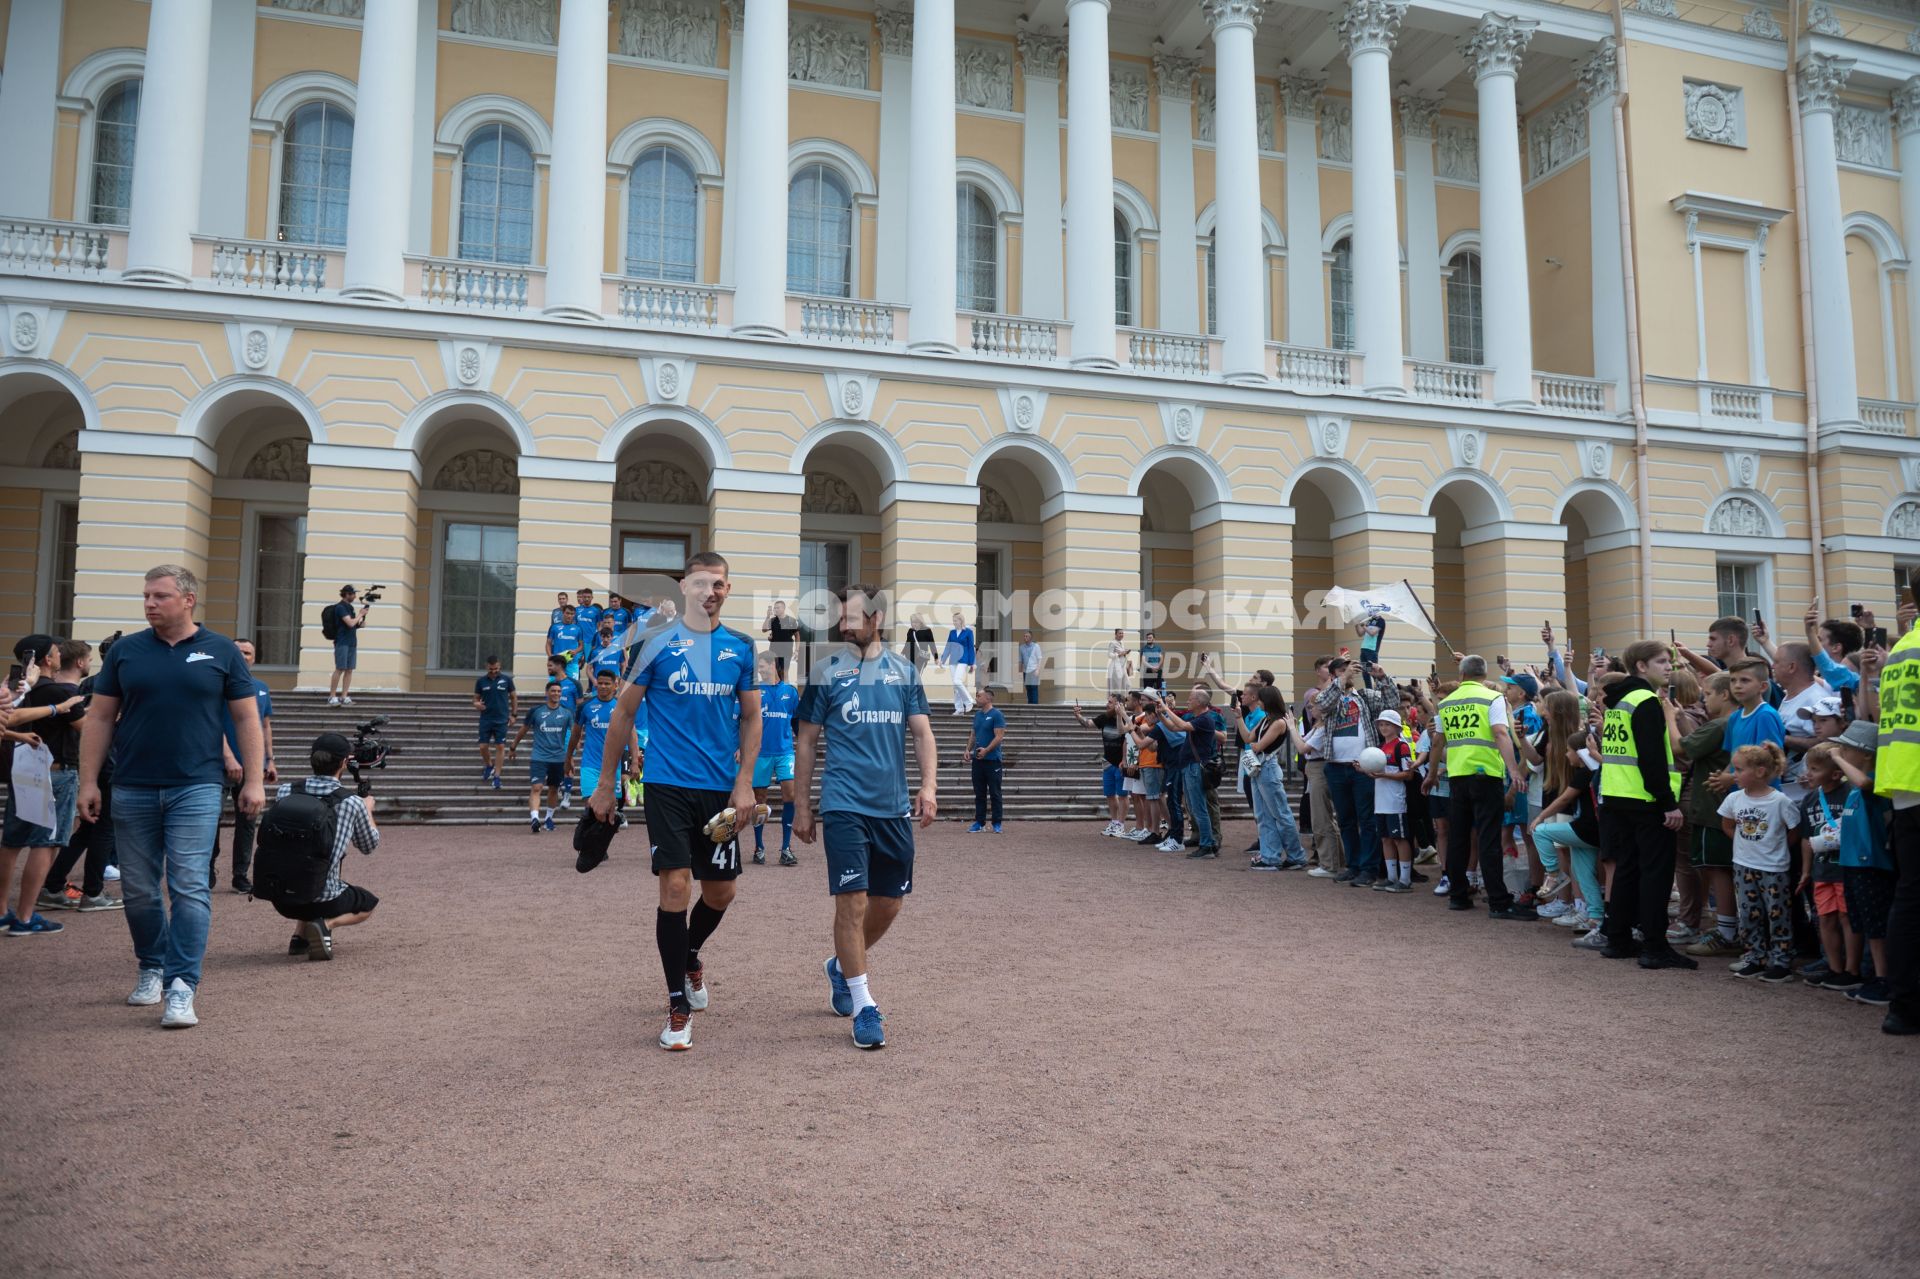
1329, 236, 1354, 352
787, 163, 853, 297
626, 145, 698, 281
89, 79, 142, 226
278, 101, 354, 247
957, 183, 997, 312
1445, 249, 1484, 365
458, 123, 537, 265
1115, 210, 1136, 326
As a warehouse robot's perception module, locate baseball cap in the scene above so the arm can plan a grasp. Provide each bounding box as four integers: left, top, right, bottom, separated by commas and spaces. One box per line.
1810, 695, 1846, 720
339, 584, 357, 596
312, 731, 353, 764
1503, 672, 1540, 699
1375, 708, 1404, 728
1833, 720, 1878, 753
1328, 656, 1352, 670
13, 633, 57, 664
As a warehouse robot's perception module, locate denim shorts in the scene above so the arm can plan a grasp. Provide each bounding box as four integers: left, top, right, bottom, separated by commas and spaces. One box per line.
333, 638, 358, 671
1101, 764, 1125, 798
1141, 767, 1165, 799
2, 768, 78, 848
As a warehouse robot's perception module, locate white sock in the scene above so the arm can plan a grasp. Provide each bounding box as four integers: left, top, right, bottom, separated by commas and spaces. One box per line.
1717, 914, 1737, 941
529, 809, 539, 820
1399, 861, 1412, 884
846, 972, 875, 1013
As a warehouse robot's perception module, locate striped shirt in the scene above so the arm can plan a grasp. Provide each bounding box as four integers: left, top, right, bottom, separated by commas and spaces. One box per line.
274, 775, 379, 900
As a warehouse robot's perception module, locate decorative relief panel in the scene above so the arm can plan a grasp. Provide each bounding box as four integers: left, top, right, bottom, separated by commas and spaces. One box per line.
1437, 121, 1478, 181
616, 460, 702, 506
1528, 96, 1588, 180
244, 438, 312, 484
802, 473, 863, 516
1319, 101, 1352, 161
43, 431, 80, 471
1111, 64, 1151, 131
268, 0, 363, 15
1194, 79, 1275, 149
433, 449, 520, 495
956, 40, 1013, 111
451, 0, 555, 44
1889, 500, 1920, 540
618, 0, 718, 67
1836, 105, 1893, 168
1742, 7, 1783, 40
1806, 3, 1843, 37
977, 486, 1015, 525
790, 15, 869, 89
1709, 495, 1769, 537
1632, 0, 1676, 15
1684, 80, 1744, 147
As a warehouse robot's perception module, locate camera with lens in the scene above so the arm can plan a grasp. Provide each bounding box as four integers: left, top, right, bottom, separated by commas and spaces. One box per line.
347, 715, 399, 797
360, 584, 386, 607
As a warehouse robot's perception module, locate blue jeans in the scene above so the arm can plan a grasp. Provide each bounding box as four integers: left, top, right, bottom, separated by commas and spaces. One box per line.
1180, 762, 1214, 850
115, 783, 223, 989
1024, 681, 1039, 705
1251, 758, 1307, 866
1532, 820, 1603, 912
1324, 761, 1381, 879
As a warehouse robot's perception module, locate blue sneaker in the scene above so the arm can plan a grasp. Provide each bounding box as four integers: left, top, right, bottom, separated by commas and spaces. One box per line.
968, 823, 985, 834
490, 775, 502, 790
0, 911, 15, 932
852, 1005, 886, 1049
482, 765, 494, 781
7, 913, 63, 937
824, 956, 853, 1017
992, 824, 1002, 834
544, 814, 556, 832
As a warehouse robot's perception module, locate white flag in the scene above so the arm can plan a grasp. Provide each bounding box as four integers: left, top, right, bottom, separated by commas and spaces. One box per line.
1321, 582, 1435, 636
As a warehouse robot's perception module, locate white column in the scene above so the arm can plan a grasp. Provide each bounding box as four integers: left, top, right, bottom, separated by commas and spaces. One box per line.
343, 0, 420, 302
198, 0, 256, 239
719, 2, 746, 283
732, 0, 790, 336
1895, 79, 1920, 417
543, 0, 610, 319
906, 0, 957, 352
1462, 13, 1536, 406
874, 5, 913, 303
1018, 22, 1067, 320
0, 0, 63, 217
1208, 3, 1266, 380
409, 0, 440, 255
1802, 53, 1862, 429
1581, 39, 1627, 399
1337, 0, 1407, 395
1399, 87, 1443, 362
1278, 67, 1325, 347
124, 0, 214, 285
1065, 0, 1117, 369
1154, 48, 1200, 336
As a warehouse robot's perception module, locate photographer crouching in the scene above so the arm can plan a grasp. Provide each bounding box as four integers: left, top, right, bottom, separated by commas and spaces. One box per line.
253, 732, 380, 962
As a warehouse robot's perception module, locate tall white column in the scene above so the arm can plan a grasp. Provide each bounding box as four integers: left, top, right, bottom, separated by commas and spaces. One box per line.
124, 0, 213, 285
1018, 22, 1067, 320
343, 0, 420, 302
1207, 2, 1267, 381
1337, 0, 1407, 395
409, 0, 440, 255
1278, 67, 1325, 347
1399, 87, 1443, 362
1581, 39, 1627, 399
719, 1, 746, 284
1802, 53, 1861, 429
732, 0, 790, 336
544, 0, 610, 319
1462, 13, 1536, 406
0, 0, 63, 217
906, 0, 957, 352
1065, 0, 1117, 369
198, 0, 256, 239
1895, 79, 1920, 417
1153, 47, 1201, 336
874, 5, 913, 303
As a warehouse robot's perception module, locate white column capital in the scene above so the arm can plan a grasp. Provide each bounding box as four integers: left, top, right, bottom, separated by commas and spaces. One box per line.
1152, 44, 1202, 101
1396, 84, 1442, 139
1067, 0, 1113, 13
1336, 0, 1407, 62
1018, 20, 1066, 79
1460, 13, 1536, 83
1797, 53, 1855, 115
1276, 64, 1325, 120
1894, 77, 1920, 136
875, 2, 911, 57
1577, 36, 1620, 103
1203, 0, 1268, 36
721, 0, 744, 33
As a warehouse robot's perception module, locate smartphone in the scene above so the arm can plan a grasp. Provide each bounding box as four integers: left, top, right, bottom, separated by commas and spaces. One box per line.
1669, 628, 1676, 644
1851, 603, 1864, 619
1752, 609, 1763, 625
1868, 626, 1889, 648
6, 663, 22, 688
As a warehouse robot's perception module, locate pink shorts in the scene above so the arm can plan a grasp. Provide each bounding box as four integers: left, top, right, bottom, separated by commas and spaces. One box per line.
1813, 881, 1847, 917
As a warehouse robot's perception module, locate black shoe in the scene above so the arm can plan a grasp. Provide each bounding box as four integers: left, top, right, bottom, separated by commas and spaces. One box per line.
1447, 899, 1475, 912
1243, 842, 1262, 854
1184, 838, 1200, 848
1600, 943, 1641, 959
1757, 964, 1795, 983
1815, 971, 1863, 991
1186, 846, 1219, 859
751, 850, 766, 865
231, 879, 252, 895
779, 850, 798, 867
1731, 960, 1767, 978
1409, 870, 1429, 884
1134, 831, 1158, 845
1333, 870, 1359, 883
1882, 1008, 1920, 1036
1350, 875, 1382, 888
287, 933, 309, 956
1489, 905, 1538, 921
1639, 951, 1700, 971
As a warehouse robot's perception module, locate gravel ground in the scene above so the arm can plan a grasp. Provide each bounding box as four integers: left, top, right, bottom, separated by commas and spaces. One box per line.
3, 818, 1916, 1278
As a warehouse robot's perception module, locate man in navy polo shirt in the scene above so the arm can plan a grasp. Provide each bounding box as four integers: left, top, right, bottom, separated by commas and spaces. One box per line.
472, 655, 517, 788
80, 565, 263, 1031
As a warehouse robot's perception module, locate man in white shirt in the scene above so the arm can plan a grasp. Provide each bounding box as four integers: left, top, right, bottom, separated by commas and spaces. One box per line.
1772, 641, 1828, 802
1017, 632, 1044, 705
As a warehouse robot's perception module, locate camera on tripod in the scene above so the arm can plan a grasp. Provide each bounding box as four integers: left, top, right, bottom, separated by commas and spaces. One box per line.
347, 715, 399, 797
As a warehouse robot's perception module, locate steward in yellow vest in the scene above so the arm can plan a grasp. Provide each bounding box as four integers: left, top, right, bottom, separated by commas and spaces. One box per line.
1423, 656, 1529, 917
1595, 639, 1697, 970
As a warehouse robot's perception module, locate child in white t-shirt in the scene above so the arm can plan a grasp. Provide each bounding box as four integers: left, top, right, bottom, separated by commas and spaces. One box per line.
1717, 742, 1801, 981
1371, 711, 1417, 891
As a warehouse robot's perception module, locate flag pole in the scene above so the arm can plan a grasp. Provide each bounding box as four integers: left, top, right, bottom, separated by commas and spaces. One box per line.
1402, 578, 1457, 662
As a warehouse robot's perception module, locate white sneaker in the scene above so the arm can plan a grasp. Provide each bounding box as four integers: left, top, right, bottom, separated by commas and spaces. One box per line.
684, 965, 710, 1011
1538, 900, 1571, 919
659, 1006, 692, 1050
127, 968, 164, 1006
340, 696, 355, 706
1466, 872, 1484, 890
1553, 910, 1591, 929
327, 696, 341, 706
1433, 875, 1451, 896
1156, 838, 1181, 852
160, 977, 197, 1028
1102, 820, 1121, 837
102, 865, 121, 883
1307, 866, 1335, 878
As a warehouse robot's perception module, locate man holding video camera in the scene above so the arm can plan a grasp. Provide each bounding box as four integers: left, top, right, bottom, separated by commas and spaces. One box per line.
325, 585, 370, 707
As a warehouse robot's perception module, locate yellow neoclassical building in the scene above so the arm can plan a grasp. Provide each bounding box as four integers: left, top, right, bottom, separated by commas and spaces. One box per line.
0, 0, 1916, 698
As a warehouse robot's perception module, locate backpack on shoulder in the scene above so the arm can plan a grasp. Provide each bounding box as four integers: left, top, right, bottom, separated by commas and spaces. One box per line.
320, 603, 340, 640
252, 788, 348, 905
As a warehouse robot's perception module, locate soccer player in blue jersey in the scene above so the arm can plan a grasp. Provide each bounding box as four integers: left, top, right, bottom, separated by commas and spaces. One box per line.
572, 670, 637, 813
547, 605, 587, 684
751, 653, 800, 867
588, 551, 761, 1052
794, 584, 938, 1050
509, 681, 574, 833
573, 587, 604, 636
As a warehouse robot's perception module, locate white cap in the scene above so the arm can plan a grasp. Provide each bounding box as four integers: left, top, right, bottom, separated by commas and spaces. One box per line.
1375, 708, 1403, 728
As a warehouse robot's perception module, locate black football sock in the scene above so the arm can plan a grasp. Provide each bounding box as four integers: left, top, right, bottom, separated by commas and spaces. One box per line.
686, 898, 726, 969
657, 908, 690, 1008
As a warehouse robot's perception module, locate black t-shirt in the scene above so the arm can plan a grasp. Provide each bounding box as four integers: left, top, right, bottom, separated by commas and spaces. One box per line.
329, 600, 358, 647
767, 618, 800, 647
1568, 763, 1600, 846
92, 626, 254, 787
24, 680, 86, 768
1093, 712, 1126, 766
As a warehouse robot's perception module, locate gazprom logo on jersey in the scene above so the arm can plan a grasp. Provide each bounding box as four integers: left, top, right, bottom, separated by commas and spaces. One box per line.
840, 692, 904, 727
667, 665, 733, 697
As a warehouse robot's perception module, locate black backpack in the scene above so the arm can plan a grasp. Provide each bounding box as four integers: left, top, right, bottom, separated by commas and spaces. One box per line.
252, 788, 348, 905
320, 603, 340, 640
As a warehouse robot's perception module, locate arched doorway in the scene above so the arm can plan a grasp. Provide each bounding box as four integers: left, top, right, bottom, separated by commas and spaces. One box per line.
1284, 463, 1374, 703
1557, 483, 1638, 660
210, 406, 315, 680
415, 420, 523, 689
798, 442, 885, 661
1427, 473, 1511, 664
612, 430, 711, 609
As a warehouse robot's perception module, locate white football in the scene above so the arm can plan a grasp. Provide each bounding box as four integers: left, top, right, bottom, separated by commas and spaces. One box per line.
1357, 746, 1388, 775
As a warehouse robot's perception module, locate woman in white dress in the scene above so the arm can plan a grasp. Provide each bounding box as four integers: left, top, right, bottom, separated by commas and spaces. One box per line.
1105, 628, 1132, 696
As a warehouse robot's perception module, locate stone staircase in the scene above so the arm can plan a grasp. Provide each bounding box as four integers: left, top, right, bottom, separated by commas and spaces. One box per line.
263, 692, 1278, 825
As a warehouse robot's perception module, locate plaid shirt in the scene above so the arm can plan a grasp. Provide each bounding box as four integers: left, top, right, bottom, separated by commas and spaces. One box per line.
275, 775, 379, 900
1312, 680, 1394, 754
